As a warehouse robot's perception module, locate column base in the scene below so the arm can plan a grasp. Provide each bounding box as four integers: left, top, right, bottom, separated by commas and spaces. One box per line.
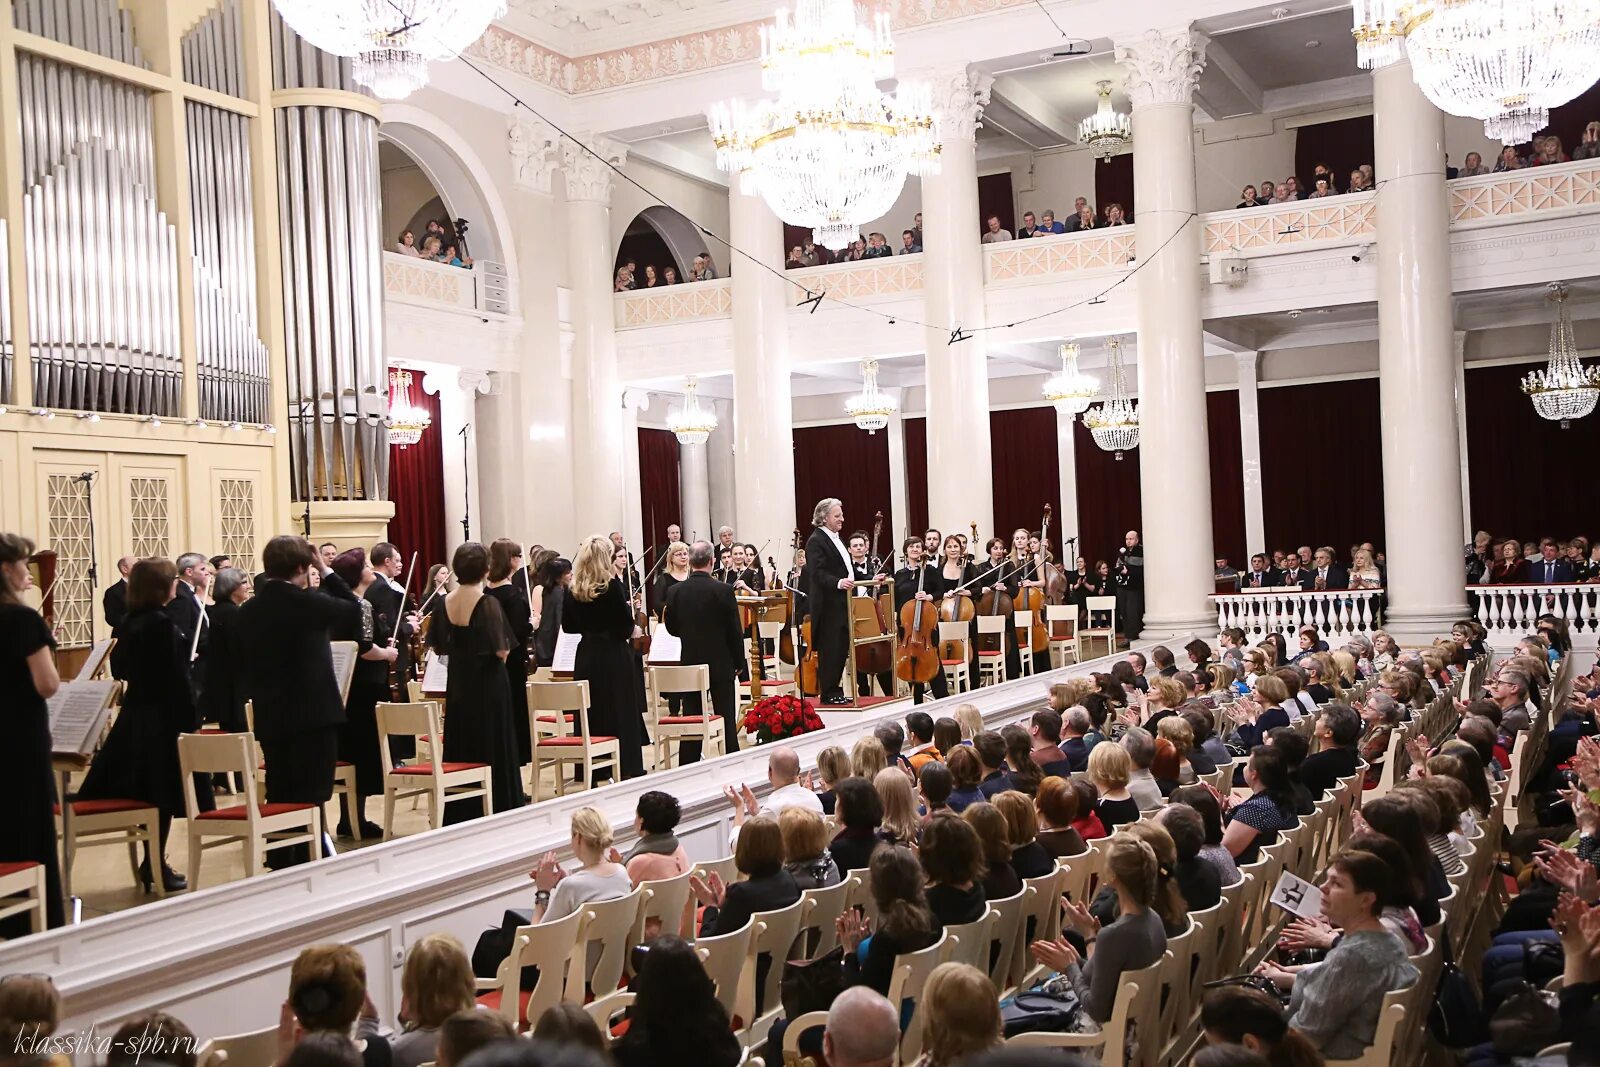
1381, 602, 1472, 647
1138, 612, 1216, 642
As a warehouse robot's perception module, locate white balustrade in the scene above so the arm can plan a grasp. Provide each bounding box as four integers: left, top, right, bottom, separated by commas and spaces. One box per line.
1470, 583, 1599, 648
382, 251, 510, 315
1212, 588, 1386, 644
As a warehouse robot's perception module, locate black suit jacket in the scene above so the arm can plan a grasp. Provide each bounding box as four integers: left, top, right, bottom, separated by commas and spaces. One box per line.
104, 579, 128, 632
1283, 566, 1310, 589
664, 572, 744, 685
1310, 565, 1349, 590
1241, 567, 1282, 590
166, 581, 207, 657
806, 527, 851, 636
235, 580, 360, 741
1533, 559, 1577, 583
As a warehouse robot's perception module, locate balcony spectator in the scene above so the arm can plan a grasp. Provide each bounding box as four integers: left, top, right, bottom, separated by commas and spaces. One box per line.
787, 246, 806, 269
1103, 202, 1128, 226
1259, 173, 1278, 202
1236, 185, 1261, 208
1458, 150, 1490, 176
845, 237, 867, 261
1493, 145, 1523, 172
1017, 210, 1040, 238
912, 211, 923, 245
863, 232, 892, 258
1349, 168, 1371, 191
900, 229, 923, 254
1306, 177, 1334, 199
1038, 209, 1066, 234
1490, 539, 1528, 582
1311, 162, 1337, 191
1575, 121, 1600, 160
1285, 176, 1304, 199
614, 267, 634, 292
396, 230, 421, 256
980, 216, 1012, 243
662, 265, 679, 284
1063, 196, 1091, 230
802, 240, 829, 265
636, 265, 655, 287
1360, 164, 1374, 186
689, 254, 716, 281
1073, 203, 1097, 231
1532, 135, 1569, 165
420, 234, 443, 259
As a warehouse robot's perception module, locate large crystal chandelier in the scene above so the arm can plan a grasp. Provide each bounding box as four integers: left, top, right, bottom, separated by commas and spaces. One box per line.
1043, 343, 1099, 415
271, 0, 506, 100
1078, 81, 1132, 162
1522, 283, 1600, 429
1083, 338, 1139, 460
667, 377, 719, 445
845, 359, 897, 433
1353, 0, 1409, 69
386, 368, 432, 447
708, 0, 940, 250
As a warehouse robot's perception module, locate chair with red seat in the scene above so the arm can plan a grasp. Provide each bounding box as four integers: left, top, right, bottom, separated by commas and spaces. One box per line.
937, 620, 973, 694
975, 615, 1009, 687
247, 700, 362, 840
647, 664, 725, 769
528, 681, 619, 801
527, 678, 574, 743
376, 701, 492, 838
178, 731, 324, 885
476, 906, 588, 1032
0, 861, 48, 935
53, 795, 165, 897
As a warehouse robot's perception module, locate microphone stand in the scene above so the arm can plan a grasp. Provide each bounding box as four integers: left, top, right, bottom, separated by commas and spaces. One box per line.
458, 424, 471, 541
77, 472, 99, 595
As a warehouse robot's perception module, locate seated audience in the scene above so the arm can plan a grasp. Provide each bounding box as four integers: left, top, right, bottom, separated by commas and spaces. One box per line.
1300, 703, 1362, 799
434, 1012, 516, 1067
780, 807, 842, 890
906, 711, 943, 774
1057, 706, 1093, 772
919, 761, 955, 823
1028, 709, 1068, 767
1156, 803, 1223, 912
1264, 727, 1315, 815
1169, 784, 1241, 886
287, 944, 390, 1067
1221, 746, 1300, 864
694, 815, 801, 936
964, 801, 1022, 901
913, 963, 1004, 1066
610, 935, 740, 1067
1070, 777, 1109, 842
529, 1004, 608, 1058
844, 845, 945, 993
815, 745, 851, 815
920, 812, 988, 927
875, 766, 921, 847
822, 988, 901, 1067
1089, 741, 1141, 831
971, 732, 1015, 799
1200, 985, 1321, 1067
852, 735, 889, 781
392, 935, 475, 1067
528, 807, 633, 926
1157, 715, 1201, 784
945, 745, 986, 813
830, 776, 887, 873
1001, 724, 1044, 796
994, 789, 1056, 879
1033, 775, 1089, 858
621, 790, 691, 884
1150, 736, 1184, 797
934, 715, 965, 758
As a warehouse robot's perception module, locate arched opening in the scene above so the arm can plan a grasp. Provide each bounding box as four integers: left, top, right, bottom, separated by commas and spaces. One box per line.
377, 116, 511, 268
614, 205, 714, 287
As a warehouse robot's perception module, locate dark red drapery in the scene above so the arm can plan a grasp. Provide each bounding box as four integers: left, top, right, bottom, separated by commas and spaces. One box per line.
1094, 152, 1135, 221
977, 172, 1016, 238
1073, 416, 1142, 568
904, 416, 928, 536
793, 423, 895, 548
1207, 389, 1247, 566
1258, 377, 1385, 554
386, 385, 447, 573
989, 407, 1061, 545
637, 427, 682, 547
1294, 115, 1375, 190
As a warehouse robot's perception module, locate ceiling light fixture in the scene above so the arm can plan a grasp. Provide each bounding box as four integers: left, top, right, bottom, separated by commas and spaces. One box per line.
1522, 282, 1600, 428
1078, 80, 1132, 162
667, 377, 719, 445
386, 368, 433, 447
1083, 338, 1139, 459
845, 358, 897, 433
1043, 342, 1099, 416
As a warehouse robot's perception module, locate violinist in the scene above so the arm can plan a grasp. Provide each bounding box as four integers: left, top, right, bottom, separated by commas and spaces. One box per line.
485, 539, 534, 770
804, 498, 854, 706
367, 543, 416, 698
654, 540, 692, 611
848, 531, 894, 698
713, 525, 737, 568
787, 548, 810, 621
719, 543, 761, 592
895, 537, 949, 704
744, 543, 771, 589
1010, 527, 1052, 674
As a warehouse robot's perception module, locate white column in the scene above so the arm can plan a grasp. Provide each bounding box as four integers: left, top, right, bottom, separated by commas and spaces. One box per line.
562, 133, 629, 540
1056, 410, 1081, 563
729, 189, 797, 558
920, 68, 996, 537
1454, 330, 1473, 544
885, 395, 909, 539
1235, 351, 1266, 556
1118, 29, 1215, 635
706, 398, 737, 541
620, 389, 648, 555
1374, 60, 1470, 636
425, 369, 489, 555
679, 431, 712, 546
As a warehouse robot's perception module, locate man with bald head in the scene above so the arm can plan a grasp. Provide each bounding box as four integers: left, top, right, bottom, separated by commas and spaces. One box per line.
725, 743, 822, 847
824, 987, 900, 1067
103, 554, 137, 631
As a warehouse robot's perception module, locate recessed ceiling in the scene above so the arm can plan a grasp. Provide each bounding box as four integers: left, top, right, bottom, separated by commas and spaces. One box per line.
1205, 8, 1359, 93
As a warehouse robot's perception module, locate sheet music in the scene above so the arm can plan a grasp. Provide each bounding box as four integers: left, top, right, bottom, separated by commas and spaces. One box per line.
551, 630, 582, 672
330, 640, 358, 703
49, 681, 118, 756
75, 639, 114, 681
1268, 870, 1324, 921
421, 651, 450, 693
648, 631, 682, 663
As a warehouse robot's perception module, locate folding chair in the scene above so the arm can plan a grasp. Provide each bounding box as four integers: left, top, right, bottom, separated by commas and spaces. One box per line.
1078, 596, 1118, 660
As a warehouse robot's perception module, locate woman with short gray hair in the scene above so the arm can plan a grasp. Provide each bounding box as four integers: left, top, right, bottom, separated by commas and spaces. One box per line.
199, 567, 251, 733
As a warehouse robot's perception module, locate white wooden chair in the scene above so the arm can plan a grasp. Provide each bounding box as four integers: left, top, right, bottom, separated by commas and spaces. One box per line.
1010, 869, 1064, 991
695, 919, 756, 1021
0, 862, 48, 935
196, 1025, 279, 1067
1045, 604, 1077, 668
178, 732, 322, 885
984, 887, 1028, 993
736, 898, 808, 1043
648, 664, 725, 769
529, 680, 620, 800
527, 679, 572, 741
375, 701, 492, 837
975, 615, 1009, 687
795, 876, 854, 959
1012, 611, 1038, 677
893, 930, 954, 1064
1006, 953, 1163, 1065
630, 868, 693, 946
938, 620, 973, 694
572, 888, 645, 1000
756, 620, 785, 679
693, 854, 742, 886
247, 700, 361, 839
475, 907, 587, 1031
1077, 595, 1118, 660
942, 909, 998, 970
54, 795, 164, 898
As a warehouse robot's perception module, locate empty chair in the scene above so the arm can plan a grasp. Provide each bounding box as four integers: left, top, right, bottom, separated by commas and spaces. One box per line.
1077, 596, 1118, 660
529, 680, 619, 800
648, 664, 725, 768
975, 615, 1009, 687
475, 907, 588, 1031
376, 701, 492, 837
938, 621, 973, 694
178, 732, 322, 884
0, 862, 48, 934
1045, 604, 1077, 669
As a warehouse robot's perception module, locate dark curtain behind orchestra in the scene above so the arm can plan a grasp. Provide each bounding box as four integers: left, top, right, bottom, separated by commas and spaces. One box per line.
904, 416, 929, 536
386, 386, 446, 577
637, 426, 683, 548
1466, 361, 1600, 538
1207, 388, 1247, 566
793, 423, 895, 549
989, 407, 1061, 544
1073, 414, 1141, 567
1259, 376, 1385, 554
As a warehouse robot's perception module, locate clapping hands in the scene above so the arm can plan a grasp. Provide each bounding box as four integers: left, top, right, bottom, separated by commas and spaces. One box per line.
837, 910, 872, 953
1534, 843, 1600, 901
690, 871, 728, 908
723, 783, 759, 825
530, 851, 568, 891
1029, 936, 1081, 974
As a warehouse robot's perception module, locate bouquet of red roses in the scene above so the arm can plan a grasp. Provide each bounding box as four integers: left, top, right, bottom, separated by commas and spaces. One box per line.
741, 693, 825, 744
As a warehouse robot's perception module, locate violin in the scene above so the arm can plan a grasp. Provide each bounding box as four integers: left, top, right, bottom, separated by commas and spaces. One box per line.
1015, 505, 1052, 655
895, 556, 940, 684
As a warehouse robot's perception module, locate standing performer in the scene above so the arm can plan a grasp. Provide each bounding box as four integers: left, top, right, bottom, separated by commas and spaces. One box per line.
198, 567, 251, 733
484, 539, 534, 769
565, 535, 647, 781
713, 526, 737, 568
1115, 530, 1145, 642
805, 499, 854, 706
664, 541, 744, 763
367, 543, 415, 698
531, 557, 572, 670
653, 541, 692, 610
327, 549, 398, 839
895, 537, 949, 704
103, 555, 135, 632
0, 533, 64, 931
168, 552, 213, 699
848, 531, 893, 698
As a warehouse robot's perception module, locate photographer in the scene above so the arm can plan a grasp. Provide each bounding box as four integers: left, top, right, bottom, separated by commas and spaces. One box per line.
1114, 529, 1144, 642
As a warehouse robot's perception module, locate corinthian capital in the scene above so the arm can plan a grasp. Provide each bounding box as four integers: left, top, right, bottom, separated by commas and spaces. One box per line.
561, 133, 628, 204
1115, 29, 1208, 109
509, 116, 561, 195
915, 67, 994, 142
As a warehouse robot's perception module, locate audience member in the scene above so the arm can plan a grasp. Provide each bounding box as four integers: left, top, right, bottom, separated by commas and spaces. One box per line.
964, 801, 1022, 901
1089, 741, 1140, 831
435, 1012, 515, 1067
610, 934, 739, 1067
822, 988, 901, 1067
920, 812, 988, 926
1169, 784, 1241, 886
1221, 746, 1299, 864
694, 815, 801, 936
1200, 985, 1321, 1067
392, 935, 475, 1067
1033, 775, 1089, 858
1156, 803, 1223, 912
913, 963, 1004, 1067
529, 1005, 608, 1059
287, 944, 389, 1067
875, 766, 921, 846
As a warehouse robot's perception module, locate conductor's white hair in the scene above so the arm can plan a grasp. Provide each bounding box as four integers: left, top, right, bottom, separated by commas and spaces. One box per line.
812, 498, 841, 527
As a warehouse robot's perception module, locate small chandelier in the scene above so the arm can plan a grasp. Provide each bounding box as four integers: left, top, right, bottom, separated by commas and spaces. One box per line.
1043, 343, 1098, 415
1078, 81, 1132, 162
1083, 338, 1139, 460
386, 368, 432, 447
270, 0, 506, 100
667, 377, 719, 445
1522, 283, 1600, 429
845, 358, 897, 433
708, 0, 939, 250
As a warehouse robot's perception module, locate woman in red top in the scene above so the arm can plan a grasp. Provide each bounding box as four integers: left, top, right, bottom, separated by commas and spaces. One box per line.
1490, 539, 1529, 583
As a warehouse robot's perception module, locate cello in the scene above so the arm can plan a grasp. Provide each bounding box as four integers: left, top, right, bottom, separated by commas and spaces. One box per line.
895, 554, 939, 685
974, 535, 1013, 657
854, 511, 894, 678
937, 529, 975, 662
1015, 505, 1052, 656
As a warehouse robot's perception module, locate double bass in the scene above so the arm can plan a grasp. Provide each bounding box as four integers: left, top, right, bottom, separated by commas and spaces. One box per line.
895, 557, 939, 684
1015, 505, 1052, 656
974, 536, 1013, 657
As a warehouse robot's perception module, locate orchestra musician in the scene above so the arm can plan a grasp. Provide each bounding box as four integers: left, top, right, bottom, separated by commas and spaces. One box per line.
848, 530, 893, 698
923, 529, 942, 558
1009, 528, 1051, 674
167, 552, 213, 699
895, 537, 949, 704
663, 541, 744, 762
485, 539, 535, 770
804, 498, 855, 706
720, 543, 762, 593
713, 526, 737, 568
1115, 529, 1145, 641
366, 542, 416, 698
977, 536, 1024, 678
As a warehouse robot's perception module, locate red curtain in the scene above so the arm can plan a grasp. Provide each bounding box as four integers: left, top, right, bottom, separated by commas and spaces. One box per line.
1095, 153, 1135, 221
1207, 389, 1247, 567
1466, 362, 1600, 540
977, 172, 1016, 238
386, 386, 446, 573
637, 427, 682, 548
1259, 377, 1385, 554
904, 417, 928, 535
793, 423, 895, 548
1073, 416, 1142, 568
989, 407, 1060, 544
1294, 115, 1374, 190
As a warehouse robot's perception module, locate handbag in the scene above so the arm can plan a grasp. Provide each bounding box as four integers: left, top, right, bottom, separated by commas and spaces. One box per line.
1488, 981, 1561, 1056
1001, 989, 1081, 1037
780, 947, 845, 1021
1429, 961, 1486, 1047
1202, 974, 1291, 1008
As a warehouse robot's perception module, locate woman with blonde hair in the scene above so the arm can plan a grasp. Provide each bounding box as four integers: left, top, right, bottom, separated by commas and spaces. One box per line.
910, 963, 1003, 1067
1088, 741, 1140, 831
993, 789, 1055, 878
1208, 661, 1238, 695
874, 767, 920, 846
563, 534, 646, 780
1243, 647, 1269, 687
851, 735, 888, 780
1156, 716, 1199, 785
1049, 677, 1096, 712
1371, 630, 1399, 672
1349, 547, 1382, 588
815, 744, 850, 815
393, 935, 476, 1066
652, 540, 692, 614
529, 806, 632, 924
780, 807, 841, 890
954, 703, 984, 740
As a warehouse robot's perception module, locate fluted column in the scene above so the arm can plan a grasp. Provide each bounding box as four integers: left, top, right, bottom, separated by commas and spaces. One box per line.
729, 188, 797, 557
1056, 409, 1080, 560
562, 133, 628, 539
1374, 61, 1469, 635
1117, 29, 1215, 635
1235, 351, 1266, 557
920, 67, 996, 538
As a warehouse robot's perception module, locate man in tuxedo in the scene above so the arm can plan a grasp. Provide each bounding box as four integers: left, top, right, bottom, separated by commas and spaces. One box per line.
1242, 553, 1282, 589
236, 535, 361, 865
367, 542, 416, 696
666, 523, 682, 545
103, 555, 135, 632
713, 526, 737, 568
1533, 540, 1576, 583
1114, 529, 1144, 642
1310, 547, 1349, 590
664, 541, 745, 762
168, 552, 213, 698
806, 497, 855, 705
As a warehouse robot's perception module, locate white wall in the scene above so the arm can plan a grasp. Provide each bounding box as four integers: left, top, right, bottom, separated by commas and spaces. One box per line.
610, 156, 730, 273
380, 163, 442, 245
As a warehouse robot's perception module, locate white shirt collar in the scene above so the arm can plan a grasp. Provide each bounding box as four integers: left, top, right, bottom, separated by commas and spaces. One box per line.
822, 527, 852, 570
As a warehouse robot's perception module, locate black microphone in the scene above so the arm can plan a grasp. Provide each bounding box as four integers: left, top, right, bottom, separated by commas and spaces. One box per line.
76, 471, 95, 483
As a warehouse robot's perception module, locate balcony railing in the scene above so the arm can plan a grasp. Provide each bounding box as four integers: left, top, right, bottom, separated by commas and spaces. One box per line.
1449, 158, 1600, 227
985, 228, 1136, 284
1201, 192, 1377, 254
382, 251, 509, 315
1471, 582, 1599, 647
1212, 588, 1386, 645
614, 277, 732, 327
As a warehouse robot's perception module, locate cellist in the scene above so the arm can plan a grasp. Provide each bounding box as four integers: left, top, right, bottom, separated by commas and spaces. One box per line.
979, 536, 1024, 679
894, 537, 949, 704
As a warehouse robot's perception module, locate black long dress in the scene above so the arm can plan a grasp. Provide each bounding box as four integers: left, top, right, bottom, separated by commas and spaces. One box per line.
429, 594, 525, 821
79, 608, 199, 818
484, 582, 534, 767
562, 578, 646, 780
198, 598, 247, 732
532, 584, 566, 669
0, 601, 63, 931
331, 588, 385, 798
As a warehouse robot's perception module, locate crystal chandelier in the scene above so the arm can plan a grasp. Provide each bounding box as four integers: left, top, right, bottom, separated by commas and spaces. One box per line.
1352, 0, 1409, 69
270, 0, 506, 100
1043, 343, 1099, 415
667, 377, 719, 445
1078, 81, 1132, 162
1522, 283, 1600, 429
1083, 338, 1139, 459
707, 0, 939, 250
386, 368, 432, 447
845, 359, 897, 433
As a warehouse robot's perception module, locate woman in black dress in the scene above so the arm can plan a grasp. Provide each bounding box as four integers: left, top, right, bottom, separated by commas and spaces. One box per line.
428, 542, 525, 820
484, 538, 534, 769
327, 549, 398, 838
0, 533, 64, 931
532, 558, 571, 670
78, 557, 196, 892
563, 535, 647, 781
198, 567, 251, 732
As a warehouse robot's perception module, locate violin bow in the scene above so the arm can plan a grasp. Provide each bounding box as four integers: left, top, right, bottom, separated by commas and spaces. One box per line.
392, 551, 419, 646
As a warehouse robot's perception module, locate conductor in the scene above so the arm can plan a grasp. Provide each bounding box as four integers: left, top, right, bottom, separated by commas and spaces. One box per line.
804, 497, 855, 706
662, 541, 744, 763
